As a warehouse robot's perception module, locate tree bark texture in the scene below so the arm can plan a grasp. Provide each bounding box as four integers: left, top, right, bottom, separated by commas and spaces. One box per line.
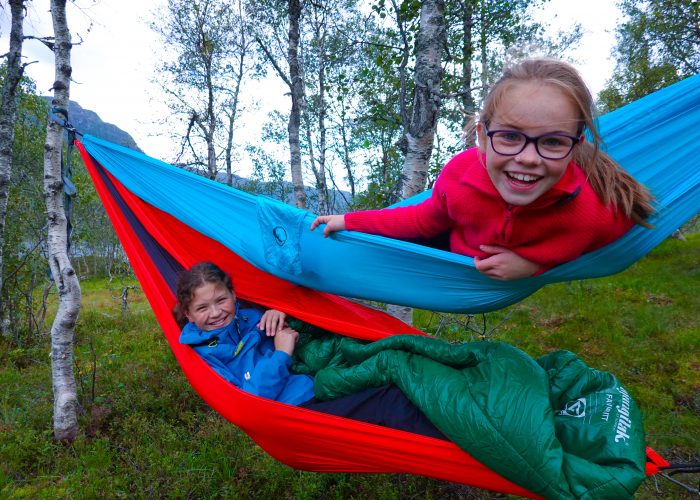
389, 0, 446, 326
194, 8, 218, 182
225, 51, 245, 186
306, 7, 330, 215
287, 0, 307, 209
398, 0, 446, 200
315, 51, 329, 215
206, 77, 217, 180
45, 0, 80, 443
0, 0, 26, 334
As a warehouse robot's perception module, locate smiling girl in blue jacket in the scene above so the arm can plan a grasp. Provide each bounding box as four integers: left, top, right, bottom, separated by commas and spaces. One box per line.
177, 264, 314, 405
174, 262, 444, 438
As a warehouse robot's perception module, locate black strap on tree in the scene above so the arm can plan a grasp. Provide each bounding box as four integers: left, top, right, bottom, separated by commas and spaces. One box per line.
51, 106, 81, 253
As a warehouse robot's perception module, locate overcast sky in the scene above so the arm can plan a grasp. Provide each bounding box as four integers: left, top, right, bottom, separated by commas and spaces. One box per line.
1, 0, 622, 170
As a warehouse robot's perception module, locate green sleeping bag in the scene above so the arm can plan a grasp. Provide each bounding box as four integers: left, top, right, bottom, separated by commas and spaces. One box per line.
291, 331, 646, 499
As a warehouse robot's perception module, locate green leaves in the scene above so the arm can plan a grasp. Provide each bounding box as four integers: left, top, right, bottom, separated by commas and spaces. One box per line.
599, 0, 699, 111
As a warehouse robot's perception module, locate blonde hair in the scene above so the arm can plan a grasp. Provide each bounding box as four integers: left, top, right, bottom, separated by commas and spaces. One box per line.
470, 58, 654, 225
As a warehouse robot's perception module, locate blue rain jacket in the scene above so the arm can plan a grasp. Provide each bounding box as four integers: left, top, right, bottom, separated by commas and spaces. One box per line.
179, 303, 315, 405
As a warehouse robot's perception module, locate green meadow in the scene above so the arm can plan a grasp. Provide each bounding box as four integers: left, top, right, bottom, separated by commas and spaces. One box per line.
1, 235, 698, 499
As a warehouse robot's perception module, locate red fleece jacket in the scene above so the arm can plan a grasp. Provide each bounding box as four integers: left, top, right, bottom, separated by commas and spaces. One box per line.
345, 148, 633, 272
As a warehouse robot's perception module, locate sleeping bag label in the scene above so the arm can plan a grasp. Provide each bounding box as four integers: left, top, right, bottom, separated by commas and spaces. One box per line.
558, 397, 586, 418
555, 383, 639, 452
613, 386, 634, 443
537, 350, 647, 495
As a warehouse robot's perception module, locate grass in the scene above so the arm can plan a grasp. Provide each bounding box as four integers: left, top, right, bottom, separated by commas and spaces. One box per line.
1, 235, 698, 499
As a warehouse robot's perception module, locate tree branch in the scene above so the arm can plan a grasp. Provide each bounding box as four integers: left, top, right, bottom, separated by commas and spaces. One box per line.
255, 34, 293, 89
23, 33, 84, 52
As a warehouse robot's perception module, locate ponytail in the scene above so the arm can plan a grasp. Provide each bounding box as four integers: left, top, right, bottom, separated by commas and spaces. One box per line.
573, 137, 655, 227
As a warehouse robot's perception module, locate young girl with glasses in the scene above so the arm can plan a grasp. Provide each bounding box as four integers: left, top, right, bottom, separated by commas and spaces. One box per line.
311, 58, 654, 280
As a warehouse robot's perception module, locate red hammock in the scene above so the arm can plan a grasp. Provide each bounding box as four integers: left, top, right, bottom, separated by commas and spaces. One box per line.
78, 141, 668, 498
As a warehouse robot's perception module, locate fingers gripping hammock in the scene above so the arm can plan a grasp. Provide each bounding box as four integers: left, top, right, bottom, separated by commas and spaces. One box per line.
76, 75, 699, 497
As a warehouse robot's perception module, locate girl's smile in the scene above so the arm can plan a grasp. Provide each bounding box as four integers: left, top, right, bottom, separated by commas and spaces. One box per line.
505, 171, 543, 188
478, 81, 580, 206
185, 282, 236, 331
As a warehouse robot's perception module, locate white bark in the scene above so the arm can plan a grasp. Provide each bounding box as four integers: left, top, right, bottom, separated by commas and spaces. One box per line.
223, 0, 250, 187
253, 0, 307, 208
0, 0, 26, 336
397, 0, 446, 200
224, 50, 244, 187
45, 0, 80, 442
287, 0, 307, 209
303, 5, 331, 215
389, 0, 446, 326
205, 71, 216, 179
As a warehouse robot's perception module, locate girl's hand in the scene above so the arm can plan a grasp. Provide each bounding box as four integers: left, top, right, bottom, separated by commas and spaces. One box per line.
274, 327, 299, 356
310, 214, 346, 237
258, 309, 287, 336
474, 245, 540, 280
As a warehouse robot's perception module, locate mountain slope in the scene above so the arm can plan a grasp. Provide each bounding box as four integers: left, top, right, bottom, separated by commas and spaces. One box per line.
43, 97, 141, 152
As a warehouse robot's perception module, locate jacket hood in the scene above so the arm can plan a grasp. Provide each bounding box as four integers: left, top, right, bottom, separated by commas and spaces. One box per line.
180, 320, 235, 345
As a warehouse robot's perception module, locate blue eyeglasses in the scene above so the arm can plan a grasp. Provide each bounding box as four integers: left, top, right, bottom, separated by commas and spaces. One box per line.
484, 125, 581, 160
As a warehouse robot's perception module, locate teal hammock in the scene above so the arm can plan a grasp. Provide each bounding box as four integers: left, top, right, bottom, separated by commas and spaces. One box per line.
79, 73, 700, 313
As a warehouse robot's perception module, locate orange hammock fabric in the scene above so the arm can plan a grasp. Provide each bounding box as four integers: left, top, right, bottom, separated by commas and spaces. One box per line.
78, 141, 667, 498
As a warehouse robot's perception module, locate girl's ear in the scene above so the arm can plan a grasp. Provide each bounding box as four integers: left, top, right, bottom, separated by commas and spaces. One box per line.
184, 307, 193, 323
475, 122, 487, 150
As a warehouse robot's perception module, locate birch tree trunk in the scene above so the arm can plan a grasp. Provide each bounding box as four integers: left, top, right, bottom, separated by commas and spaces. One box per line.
339, 115, 355, 198
44, 0, 80, 442
224, 51, 245, 187
397, 0, 446, 201
303, 5, 331, 215
287, 0, 307, 209
224, 105, 237, 186
0, 0, 26, 337
316, 60, 329, 215
194, 61, 218, 181
389, 0, 446, 326
206, 81, 217, 180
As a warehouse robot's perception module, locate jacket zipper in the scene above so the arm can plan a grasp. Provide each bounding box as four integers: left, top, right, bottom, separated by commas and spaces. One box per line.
502, 205, 513, 242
